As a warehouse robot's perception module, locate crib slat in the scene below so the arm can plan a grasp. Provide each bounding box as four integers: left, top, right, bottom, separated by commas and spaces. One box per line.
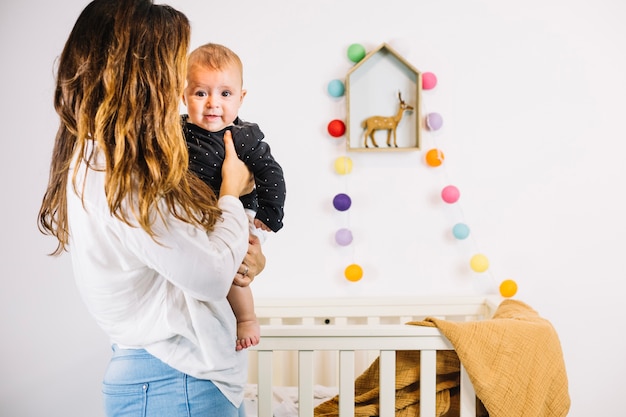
379, 350, 396, 417
420, 349, 437, 417
460, 364, 476, 417
257, 351, 273, 417
299, 350, 314, 417
338, 350, 355, 417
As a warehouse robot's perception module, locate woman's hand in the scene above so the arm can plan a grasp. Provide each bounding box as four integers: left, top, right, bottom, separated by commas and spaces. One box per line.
220, 130, 254, 198
233, 234, 266, 287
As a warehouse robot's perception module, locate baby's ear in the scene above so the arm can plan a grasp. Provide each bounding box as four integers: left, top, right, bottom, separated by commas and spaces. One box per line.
241, 89, 247, 103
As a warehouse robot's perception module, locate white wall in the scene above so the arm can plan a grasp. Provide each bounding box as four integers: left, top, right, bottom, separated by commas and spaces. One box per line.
1, 0, 624, 415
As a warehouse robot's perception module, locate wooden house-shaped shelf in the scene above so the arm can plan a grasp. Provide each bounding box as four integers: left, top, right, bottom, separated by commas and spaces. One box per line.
346, 43, 422, 152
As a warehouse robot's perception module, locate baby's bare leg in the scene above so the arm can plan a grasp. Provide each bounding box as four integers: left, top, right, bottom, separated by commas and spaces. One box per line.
227, 284, 260, 351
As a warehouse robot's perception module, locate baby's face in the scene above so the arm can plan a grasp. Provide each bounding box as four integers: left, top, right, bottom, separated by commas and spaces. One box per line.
183, 63, 246, 132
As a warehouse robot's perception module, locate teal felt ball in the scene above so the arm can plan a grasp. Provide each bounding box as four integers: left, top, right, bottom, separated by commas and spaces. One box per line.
327, 79, 345, 97
452, 223, 470, 240
347, 43, 366, 63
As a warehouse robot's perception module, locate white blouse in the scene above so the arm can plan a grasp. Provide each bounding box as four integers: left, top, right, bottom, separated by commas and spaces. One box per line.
66, 142, 249, 406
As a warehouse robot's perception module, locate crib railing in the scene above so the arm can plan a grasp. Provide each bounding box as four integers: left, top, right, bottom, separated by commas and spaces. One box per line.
249, 296, 499, 417
252, 325, 477, 417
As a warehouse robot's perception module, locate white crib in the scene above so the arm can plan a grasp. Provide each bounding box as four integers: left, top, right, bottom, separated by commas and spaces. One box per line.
247, 295, 500, 417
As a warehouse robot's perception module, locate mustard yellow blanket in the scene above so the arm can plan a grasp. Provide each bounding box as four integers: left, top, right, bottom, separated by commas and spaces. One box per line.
314, 349, 484, 417
314, 299, 570, 417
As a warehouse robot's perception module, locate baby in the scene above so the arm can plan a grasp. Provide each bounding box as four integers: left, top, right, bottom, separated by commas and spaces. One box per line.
182, 43, 286, 351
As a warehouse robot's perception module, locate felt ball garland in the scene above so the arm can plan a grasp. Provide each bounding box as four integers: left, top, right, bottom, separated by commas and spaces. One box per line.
325, 42, 517, 298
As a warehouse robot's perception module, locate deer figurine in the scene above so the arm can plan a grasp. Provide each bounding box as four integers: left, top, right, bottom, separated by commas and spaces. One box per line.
361, 92, 414, 148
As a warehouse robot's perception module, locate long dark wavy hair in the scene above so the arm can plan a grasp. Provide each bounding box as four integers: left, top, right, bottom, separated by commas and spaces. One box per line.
38, 0, 221, 255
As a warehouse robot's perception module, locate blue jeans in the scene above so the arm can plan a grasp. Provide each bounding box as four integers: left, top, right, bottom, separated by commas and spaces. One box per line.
103, 345, 245, 417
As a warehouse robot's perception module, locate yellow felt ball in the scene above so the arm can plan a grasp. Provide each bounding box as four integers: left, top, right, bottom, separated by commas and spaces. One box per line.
334, 156, 353, 175
344, 263, 363, 282
499, 279, 518, 298
469, 254, 489, 273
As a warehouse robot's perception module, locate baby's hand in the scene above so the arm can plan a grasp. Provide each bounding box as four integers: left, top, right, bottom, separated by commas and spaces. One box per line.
254, 219, 272, 232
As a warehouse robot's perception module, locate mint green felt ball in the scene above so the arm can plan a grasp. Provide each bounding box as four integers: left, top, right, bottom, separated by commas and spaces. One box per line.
347, 43, 366, 63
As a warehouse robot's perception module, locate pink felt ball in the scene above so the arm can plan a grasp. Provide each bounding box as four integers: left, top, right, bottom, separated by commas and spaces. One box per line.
441, 185, 460, 204
422, 72, 438, 90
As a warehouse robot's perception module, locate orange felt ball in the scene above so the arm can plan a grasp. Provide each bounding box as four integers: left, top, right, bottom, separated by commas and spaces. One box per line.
425, 148, 444, 167
499, 279, 518, 298
344, 264, 363, 282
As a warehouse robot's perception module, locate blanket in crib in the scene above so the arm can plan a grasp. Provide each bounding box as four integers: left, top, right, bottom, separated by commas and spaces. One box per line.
416, 299, 570, 417
314, 348, 483, 417
314, 299, 569, 417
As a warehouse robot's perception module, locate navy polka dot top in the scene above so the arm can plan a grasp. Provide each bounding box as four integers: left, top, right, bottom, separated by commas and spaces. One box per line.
183, 115, 286, 232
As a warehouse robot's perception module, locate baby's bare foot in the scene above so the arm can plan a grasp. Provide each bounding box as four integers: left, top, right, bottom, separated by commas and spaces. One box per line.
235, 320, 260, 351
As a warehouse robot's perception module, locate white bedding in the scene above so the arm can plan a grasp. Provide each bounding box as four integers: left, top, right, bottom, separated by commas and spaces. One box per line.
243, 384, 338, 417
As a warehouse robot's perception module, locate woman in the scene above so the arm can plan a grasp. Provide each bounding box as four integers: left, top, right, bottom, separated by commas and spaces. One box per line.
37, 0, 262, 415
